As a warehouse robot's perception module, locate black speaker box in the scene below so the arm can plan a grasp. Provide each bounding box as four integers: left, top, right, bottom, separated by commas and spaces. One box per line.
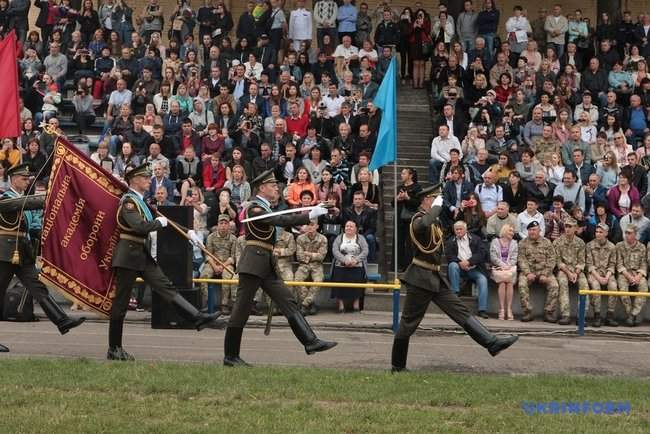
151, 288, 200, 329
156, 205, 193, 288
151, 206, 195, 329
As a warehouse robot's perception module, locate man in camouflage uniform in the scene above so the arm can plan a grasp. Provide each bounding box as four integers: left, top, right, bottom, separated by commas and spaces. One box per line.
616, 224, 648, 326
294, 219, 328, 316
585, 223, 619, 327
270, 227, 296, 314
553, 217, 588, 325
200, 215, 237, 314
533, 124, 560, 163
517, 220, 559, 322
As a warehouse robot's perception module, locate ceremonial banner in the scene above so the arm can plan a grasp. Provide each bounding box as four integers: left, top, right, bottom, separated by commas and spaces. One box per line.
40, 137, 127, 317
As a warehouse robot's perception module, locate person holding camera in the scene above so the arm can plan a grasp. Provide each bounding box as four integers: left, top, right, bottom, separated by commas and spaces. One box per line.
137, 0, 163, 43
72, 87, 96, 140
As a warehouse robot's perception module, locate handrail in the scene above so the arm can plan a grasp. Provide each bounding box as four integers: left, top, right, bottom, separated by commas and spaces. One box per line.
577, 289, 650, 336
136, 278, 404, 332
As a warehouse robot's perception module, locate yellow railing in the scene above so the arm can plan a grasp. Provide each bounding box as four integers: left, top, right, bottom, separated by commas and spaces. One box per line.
577, 289, 650, 336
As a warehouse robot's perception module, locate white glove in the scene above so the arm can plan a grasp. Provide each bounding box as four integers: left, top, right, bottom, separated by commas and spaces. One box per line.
155, 216, 168, 227
308, 205, 329, 219
432, 196, 443, 208
187, 230, 204, 248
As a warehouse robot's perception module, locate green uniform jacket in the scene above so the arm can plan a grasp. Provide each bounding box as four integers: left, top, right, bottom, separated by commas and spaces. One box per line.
238, 200, 309, 279
0, 194, 45, 266
112, 193, 163, 271
400, 205, 444, 292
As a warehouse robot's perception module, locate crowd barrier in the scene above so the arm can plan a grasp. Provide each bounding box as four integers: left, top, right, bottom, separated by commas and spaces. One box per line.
577, 290, 650, 336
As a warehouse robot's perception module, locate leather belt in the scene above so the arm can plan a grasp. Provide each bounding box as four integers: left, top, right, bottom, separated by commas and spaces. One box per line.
246, 240, 274, 251
0, 230, 26, 237
412, 258, 441, 272
120, 233, 146, 244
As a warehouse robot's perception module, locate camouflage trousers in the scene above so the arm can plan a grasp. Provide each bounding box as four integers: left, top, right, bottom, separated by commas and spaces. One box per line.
517, 273, 559, 315
556, 272, 588, 317
617, 275, 648, 316
587, 275, 618, 314
294, 262, 324, 307
200, 263, 236, 308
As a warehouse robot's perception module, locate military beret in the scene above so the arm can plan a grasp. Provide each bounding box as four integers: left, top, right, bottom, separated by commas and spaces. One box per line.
527, 221, 540, 229
124, 162, 152, 182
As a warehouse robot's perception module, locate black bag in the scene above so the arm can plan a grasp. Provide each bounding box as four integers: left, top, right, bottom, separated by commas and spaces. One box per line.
3, 285, 35, 322
322, 223, 341, 236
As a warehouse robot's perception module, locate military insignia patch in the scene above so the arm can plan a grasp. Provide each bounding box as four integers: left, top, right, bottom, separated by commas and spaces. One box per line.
124, 202, 135, 210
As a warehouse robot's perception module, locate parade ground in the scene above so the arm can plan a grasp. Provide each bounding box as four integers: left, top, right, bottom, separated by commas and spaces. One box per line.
2, 311, 650, 433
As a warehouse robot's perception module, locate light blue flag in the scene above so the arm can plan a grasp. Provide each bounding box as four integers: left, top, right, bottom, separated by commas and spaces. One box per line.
368, 56, 397, 171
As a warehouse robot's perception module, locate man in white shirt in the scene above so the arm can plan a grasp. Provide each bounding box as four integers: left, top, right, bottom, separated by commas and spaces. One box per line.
517, 198, 546, 239
323, 82, 345, 118
619, 203, 650, 241
474, 170, 502, 217
429, 124, 462, 183
288, 0, 313, 52
333, 35, 359, 78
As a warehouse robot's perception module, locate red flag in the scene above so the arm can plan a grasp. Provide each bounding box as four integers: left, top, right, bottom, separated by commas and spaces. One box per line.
40, 136, 127, 317
0, 31, 20, 138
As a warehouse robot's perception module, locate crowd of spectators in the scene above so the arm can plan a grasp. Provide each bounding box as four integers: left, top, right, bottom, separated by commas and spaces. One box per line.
4, 0, 412, 314
392, 1, 650, 324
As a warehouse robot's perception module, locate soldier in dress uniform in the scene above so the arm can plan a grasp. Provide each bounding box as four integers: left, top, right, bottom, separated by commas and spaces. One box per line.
295, 219, 328, 315
391, 185, 518, 372
585, 223, 618, 327
200, 214, 237, 314
223, 169, 337, 367
517, 221, 560, 322
553, 217, 588, 325
0, 164, 85, 336
615, 224, 648, 327
108, 163, 223, 361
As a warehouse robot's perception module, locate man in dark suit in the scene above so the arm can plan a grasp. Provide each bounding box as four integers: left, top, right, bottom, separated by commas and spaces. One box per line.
332, 102, 360, 135
441, 166, 474, 227
566, 148, 595, 185
109, 163, 222, 361
435, 104, 467, 141
390, 185, 518, 372
0, 165, 86, 336
237, 82, 265, 116
203, 66, 224, 98
359, 70, 378, 104
526, 170, 556, 213
224, 169, 337, 367
445, 220, 489, 318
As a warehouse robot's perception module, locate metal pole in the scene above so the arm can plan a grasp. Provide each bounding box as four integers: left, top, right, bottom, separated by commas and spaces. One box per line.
392, 158, 400, 333
578, 294, 586, 336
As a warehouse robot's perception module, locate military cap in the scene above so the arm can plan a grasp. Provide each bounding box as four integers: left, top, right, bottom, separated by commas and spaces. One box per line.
7, 163, 31, 177
625, 224, 638, 233
218, 214, 231, 223
564, 217, 577, 226
416, 183, 442, 200
527, 221, 540, 229
250, 168, 278, 189
124, 162, 152, 182
596, 222, 609, 232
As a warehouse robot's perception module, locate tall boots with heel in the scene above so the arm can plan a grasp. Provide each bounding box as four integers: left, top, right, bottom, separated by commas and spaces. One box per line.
39, 295, 86, 335
391, 337, 410, 373
287, 312, 337, 355
223, 327, 251, 367
170, 294, 225, 330
463, 316, 519, 356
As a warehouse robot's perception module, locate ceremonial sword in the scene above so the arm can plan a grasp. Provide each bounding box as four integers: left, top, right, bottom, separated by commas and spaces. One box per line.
240, 204, 332, 223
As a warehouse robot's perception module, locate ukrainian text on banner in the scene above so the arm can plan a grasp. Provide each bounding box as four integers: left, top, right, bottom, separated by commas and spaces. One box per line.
40, 137, 127, 317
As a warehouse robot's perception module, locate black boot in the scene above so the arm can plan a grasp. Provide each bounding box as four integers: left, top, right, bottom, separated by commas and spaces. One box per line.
287, 312, 337, 355
391, 337, 410, 373
170, 294, 224, 331
39, 296, 86, 335
223, 327, 251, 367
463, 316, 518, 357
107, 319, 134, 361
0, 343, 8, 352
604, 312, 619, 327
592, 313, 601, 328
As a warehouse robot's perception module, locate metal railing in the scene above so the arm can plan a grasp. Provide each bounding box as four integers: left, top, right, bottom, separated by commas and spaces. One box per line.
577, 290, 650, 336
138, 277, 404, 331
